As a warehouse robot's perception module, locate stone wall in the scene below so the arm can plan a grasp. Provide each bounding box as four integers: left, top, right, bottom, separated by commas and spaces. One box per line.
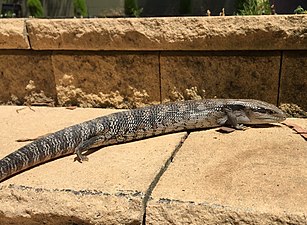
0, 15, 306, 109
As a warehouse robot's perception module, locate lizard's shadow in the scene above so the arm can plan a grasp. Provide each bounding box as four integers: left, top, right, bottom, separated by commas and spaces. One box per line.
248, 124, 282, 129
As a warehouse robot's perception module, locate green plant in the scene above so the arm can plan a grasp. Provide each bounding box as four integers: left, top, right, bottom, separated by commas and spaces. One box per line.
294, 5, 307, 14
73, 0, 88, 17
125, 0, 143, 17
27, 0, 44, 17
237, 0, 271, 15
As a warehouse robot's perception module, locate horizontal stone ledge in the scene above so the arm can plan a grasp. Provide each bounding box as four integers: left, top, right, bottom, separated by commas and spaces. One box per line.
25, 15, 307, 51
0, 19, 30, 49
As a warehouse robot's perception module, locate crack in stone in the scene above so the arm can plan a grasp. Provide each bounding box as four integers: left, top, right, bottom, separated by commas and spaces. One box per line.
24, 19, 32, 49
158, 51, 162, 103
277, 50, 283, 106
141, 132, 189, 225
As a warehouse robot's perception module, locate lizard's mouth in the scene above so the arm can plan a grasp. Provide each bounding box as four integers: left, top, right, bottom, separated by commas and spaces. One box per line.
246, 110, 287, 124
253, 114, 287, 123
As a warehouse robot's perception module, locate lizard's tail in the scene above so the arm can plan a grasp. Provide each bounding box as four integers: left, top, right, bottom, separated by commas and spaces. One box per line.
0, 133, 75, 182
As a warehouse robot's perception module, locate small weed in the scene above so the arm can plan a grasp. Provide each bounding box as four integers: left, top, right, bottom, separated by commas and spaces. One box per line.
294, 5, 307, 14
237, 0, 272, 15
125, 0, 143, 17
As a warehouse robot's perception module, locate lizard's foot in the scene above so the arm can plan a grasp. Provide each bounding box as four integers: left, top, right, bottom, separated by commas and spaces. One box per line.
234, 124, 248, 130
75, 149, 89, 162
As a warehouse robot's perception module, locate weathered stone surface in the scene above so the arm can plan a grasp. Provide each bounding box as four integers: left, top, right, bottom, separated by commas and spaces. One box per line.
147, 200, 306, 225
26, 15, 307, 51
0, 185, 142, 225
160, 51, 281, 104
0, 106, 186, 224
0, 50, 56, 104
147, 119, 307, 224
0, 16, 305, 108
0, 19, 29, 49
0, 106, 306, 224
280, 51, 307, 111
52, 51, 160, 107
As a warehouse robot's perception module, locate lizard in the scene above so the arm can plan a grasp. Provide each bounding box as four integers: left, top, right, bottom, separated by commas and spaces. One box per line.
0, 99, 286, 182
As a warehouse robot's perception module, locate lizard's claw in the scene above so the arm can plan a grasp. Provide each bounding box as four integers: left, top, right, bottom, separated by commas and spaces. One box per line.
75, 148, 89, 162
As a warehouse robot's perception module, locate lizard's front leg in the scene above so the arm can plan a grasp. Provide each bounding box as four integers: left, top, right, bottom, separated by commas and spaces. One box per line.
75, 135, 106, 162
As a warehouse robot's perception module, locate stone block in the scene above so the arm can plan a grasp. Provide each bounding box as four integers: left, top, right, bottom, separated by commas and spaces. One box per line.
280, 51, 307, 111
160, 51, 280, 104
146, 119, 307, 224
0, 19, 29, 49
0, 106, 187, 224
52, 51, 160, 107
26, 16, 307, 51
0, 50, 56, 104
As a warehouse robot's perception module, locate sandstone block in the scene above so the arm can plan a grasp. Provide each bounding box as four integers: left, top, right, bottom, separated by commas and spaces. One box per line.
0, 106, 187, 224
280, 51, 307, 111
0, 50, 56, 105
147, 119, 307, 224
0, 19, 29, 49
26, 15, 307, 51
160, 51, 280, 104
52, 51, 160, 108
0, 185, 142, 225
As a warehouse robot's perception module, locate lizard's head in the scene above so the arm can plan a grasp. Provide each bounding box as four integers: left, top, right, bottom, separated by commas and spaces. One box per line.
227, 99, 287, 125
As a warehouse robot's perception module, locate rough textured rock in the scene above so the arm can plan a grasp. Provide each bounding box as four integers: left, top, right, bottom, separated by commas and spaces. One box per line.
0, 107, 306, 224
0, 185, 142, 225
0, 16, 306, 108
0, 50, 56, 104
146, 119, 307, 224
52, 51, 160, 107
26, 15, 307, 51
160, 51, 280, 104
280, 51, 307, 111
0, 19, 29, 49
146, 200, 306, 225
0, 106, 186, 225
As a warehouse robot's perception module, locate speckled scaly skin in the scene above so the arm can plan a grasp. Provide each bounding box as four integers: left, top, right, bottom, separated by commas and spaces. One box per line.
0, 99, 286, 182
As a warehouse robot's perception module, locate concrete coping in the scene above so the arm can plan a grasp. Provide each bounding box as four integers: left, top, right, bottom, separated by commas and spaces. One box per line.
0, 15, 306, 51
0, 106, 306, 224
0, 19, 29, 49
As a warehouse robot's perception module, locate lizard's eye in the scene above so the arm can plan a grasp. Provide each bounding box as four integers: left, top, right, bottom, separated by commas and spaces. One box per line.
254, 107, 273, 114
